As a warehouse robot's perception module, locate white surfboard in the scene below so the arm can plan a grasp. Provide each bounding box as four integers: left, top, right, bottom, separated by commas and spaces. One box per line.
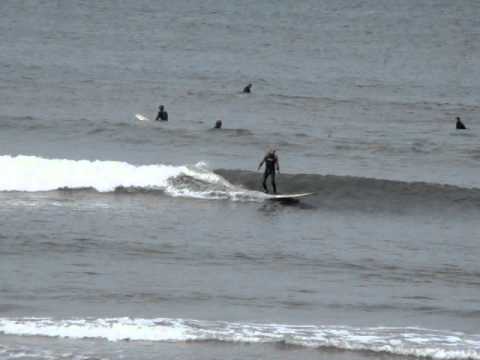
265, 192, 314, 200
135, 113, 151, 122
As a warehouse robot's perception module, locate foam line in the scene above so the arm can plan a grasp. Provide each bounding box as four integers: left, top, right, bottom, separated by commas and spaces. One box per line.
0, 317, 478, 359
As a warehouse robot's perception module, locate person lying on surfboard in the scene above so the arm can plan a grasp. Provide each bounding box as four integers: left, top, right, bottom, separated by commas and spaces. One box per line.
155, 105, 168, 121
258, 149, 280, 194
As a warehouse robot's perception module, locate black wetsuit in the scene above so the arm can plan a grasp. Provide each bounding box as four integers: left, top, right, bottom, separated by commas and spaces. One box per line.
262, 153, 278, 194
456, 119, 466, 129
156, 109, 168, 121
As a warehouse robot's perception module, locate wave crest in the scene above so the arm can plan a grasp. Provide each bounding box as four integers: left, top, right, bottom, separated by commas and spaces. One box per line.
0, 155, 264, 202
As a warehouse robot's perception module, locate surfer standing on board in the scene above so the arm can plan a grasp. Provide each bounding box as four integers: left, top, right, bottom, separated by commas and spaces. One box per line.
258, 149, 280, 194
155, 105, 168, 121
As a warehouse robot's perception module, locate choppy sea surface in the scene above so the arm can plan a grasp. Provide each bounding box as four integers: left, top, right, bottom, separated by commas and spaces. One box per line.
1, 1, 479, 359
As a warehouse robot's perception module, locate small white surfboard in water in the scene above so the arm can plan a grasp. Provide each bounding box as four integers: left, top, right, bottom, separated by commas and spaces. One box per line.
135, 113, 151, 121
265, 192, 314, 200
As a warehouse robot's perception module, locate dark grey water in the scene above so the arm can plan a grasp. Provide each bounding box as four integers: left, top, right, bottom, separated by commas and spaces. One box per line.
1, 0, 479, 359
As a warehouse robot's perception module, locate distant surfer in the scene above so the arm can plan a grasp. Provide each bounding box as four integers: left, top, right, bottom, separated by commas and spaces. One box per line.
155, 105, 168, 121
258, 149, 279, 194
243, 83, 252, 93
456, 116, 466, 130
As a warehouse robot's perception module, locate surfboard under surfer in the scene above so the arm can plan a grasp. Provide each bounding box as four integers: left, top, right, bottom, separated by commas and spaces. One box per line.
258, 149, 280, 194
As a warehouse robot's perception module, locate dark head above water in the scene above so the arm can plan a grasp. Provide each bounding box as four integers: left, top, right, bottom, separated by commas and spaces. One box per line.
243, 83, 252, 93
456, 117, 466, 130
214, 120, 222, 129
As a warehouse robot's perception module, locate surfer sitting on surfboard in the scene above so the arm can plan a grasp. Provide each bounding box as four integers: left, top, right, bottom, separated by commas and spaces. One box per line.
258, 148, 280, 194
456, 116, 466, 130
155, 105, 168, 121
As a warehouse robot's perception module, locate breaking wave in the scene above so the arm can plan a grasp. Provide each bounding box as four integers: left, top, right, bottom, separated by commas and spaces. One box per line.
0, 155, 264, 202
215, 169, 480, 212
0, 317, 479, 359
2, 155, 480, 210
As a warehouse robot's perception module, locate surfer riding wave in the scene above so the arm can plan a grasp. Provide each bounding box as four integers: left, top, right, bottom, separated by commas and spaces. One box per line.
257, 149, 280, 194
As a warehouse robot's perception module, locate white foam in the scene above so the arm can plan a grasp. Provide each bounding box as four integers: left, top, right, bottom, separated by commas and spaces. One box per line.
0, 317, 479, 359
0, 155, 263, 201
0, 155, 185, 192
0, 317, 190, 342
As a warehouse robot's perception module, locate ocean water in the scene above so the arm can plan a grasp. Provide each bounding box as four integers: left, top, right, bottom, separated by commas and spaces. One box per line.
1, 1, 479, 359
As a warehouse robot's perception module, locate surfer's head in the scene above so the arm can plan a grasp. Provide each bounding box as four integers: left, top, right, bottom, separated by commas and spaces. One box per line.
159, 105, 164, 111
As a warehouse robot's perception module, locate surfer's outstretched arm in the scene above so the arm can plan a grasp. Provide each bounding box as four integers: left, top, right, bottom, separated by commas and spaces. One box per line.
257, 158, 265, 170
